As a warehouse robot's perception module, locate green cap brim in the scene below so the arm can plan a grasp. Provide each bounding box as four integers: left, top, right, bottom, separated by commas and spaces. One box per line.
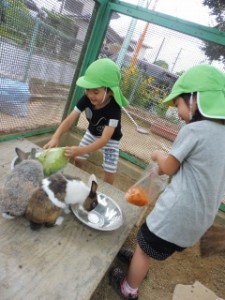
163, 90, 184, 106
76, 77, 129, 108
198, 90, 225, 119
76, 76, 101, 89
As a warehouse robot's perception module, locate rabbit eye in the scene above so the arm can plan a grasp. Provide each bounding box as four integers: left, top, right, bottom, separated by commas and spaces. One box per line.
6, 212, 14, 217
92, 199, 98, 209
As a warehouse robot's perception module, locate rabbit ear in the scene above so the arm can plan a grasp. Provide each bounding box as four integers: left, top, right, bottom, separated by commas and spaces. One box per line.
88, 174, 97, 188
15, 148, 27, 162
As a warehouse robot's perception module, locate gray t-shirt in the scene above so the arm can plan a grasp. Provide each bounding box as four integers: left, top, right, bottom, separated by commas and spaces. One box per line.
146, 120, 225, 247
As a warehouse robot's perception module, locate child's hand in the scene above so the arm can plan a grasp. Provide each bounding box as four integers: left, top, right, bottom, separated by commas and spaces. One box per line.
64, 146, 83, 159
150, 151, 166, 175
147, 166, 159, 177
151, 150, 164, 161
43, 138, 60, 149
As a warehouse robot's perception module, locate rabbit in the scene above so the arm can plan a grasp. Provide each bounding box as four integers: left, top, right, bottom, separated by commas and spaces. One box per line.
25, 173, 98, 230
0, 147, 44, 219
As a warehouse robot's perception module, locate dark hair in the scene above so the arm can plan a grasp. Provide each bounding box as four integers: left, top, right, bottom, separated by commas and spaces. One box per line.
179, 92, 204, 122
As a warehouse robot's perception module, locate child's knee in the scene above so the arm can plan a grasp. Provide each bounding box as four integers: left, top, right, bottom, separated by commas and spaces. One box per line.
103, 171, 114, 185
74, 158, 86, 168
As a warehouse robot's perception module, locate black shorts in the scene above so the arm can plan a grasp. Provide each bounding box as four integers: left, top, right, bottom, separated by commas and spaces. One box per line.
137, 222, 185, 261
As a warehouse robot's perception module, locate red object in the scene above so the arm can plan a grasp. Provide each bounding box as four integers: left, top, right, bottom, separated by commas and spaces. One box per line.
150, 121, 179, 142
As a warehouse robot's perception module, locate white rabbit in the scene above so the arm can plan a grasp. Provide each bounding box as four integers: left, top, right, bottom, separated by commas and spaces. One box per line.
25, 173, 98, 230
0, 147, 44, 219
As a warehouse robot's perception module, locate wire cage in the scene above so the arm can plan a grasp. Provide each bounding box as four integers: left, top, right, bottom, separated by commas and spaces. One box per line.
0, 0, 225, 168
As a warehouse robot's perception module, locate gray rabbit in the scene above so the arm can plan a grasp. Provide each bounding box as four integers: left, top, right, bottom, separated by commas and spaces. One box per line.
0, 147, 44, 219
0, 147, 98, 230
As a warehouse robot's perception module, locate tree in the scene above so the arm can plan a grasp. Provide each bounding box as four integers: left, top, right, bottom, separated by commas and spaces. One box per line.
37, 10, 77, 60
0, 0, 33, 44
203, 0, 225, 24
176, 70, 185, 77
153, 60, 169, 70
0, 0, 8, 24
202, 0, 225, 64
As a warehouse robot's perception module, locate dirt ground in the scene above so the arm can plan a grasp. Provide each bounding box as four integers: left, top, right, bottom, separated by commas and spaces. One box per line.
86, 161, 225, 300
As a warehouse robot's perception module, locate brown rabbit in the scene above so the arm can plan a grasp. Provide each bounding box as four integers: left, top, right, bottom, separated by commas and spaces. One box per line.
26, 173, 98, 230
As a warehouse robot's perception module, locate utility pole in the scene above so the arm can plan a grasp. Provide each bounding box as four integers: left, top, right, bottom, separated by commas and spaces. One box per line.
171, 48, 182, 72
131, 0, 159, 66
116, 0, 145, 68
154, 37, 165, 63
59, 0, 65, 14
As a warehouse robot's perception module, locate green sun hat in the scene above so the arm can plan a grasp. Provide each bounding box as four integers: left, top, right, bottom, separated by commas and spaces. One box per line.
163, 64, 225, 119
76, 58, 129, 107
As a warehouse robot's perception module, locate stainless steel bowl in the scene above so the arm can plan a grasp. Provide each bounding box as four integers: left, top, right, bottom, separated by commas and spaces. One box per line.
70, 192, 123, 231
11, 149, 41, 170
11, 156, 19, 170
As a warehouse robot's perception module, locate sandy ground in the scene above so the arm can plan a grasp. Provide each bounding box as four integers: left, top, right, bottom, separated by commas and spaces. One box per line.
1, 96, 225, 299
87, 161, 225, 300
0, 98, 172, 164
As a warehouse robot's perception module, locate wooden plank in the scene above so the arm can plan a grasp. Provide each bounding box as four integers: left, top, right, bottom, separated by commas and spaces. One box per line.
0, 139, 144, 300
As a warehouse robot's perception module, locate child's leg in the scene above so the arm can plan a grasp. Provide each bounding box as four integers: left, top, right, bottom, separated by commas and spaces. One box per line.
102, 140, 120, 185
74, 158, 86, 169
103, 171, 114, 184
110, 222, 185, 299
74, 131, 92, 169
127, 244, 150, 288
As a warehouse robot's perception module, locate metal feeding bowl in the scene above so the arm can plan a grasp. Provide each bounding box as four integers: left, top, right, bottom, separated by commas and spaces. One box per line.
11, 152, 32, 170
11, 150, 42, 171
70, 192, 123, 231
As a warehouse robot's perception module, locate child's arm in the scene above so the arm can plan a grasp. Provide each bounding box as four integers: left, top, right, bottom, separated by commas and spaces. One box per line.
43, 110, 80, 149
64, 126, 115, 159
151, 150, 180, 176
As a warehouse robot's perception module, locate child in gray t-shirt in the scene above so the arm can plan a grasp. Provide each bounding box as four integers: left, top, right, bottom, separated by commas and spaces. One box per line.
109, 64, 225, 300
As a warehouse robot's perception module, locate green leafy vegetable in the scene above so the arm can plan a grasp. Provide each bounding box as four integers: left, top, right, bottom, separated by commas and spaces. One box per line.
36, 147, 68, 176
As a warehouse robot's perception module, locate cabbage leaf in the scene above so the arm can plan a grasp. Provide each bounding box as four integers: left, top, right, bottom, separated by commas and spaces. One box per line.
36, 147, 68, 176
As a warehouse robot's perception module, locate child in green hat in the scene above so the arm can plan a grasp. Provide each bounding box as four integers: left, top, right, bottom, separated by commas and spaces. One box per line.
109, 64, 225, 300
44, 58, 128, 184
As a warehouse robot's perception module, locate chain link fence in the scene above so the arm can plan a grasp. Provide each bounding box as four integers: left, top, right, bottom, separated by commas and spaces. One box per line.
1, 0, 225, 166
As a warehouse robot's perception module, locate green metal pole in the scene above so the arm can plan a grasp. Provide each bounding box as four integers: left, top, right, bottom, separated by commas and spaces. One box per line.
67, 0, 112, 113
108, 1, 225, 46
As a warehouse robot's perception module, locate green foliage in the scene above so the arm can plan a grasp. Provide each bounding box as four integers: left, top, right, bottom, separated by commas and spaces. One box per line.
176, 70, 184, 76
120, 65, 150, 107
120, 65, 168, 115
45, 11, 76, 37
203, 0, 225, 23
36, 11, 77, 59
201, 39, 225, 63
202, 0, 225, 64
153, 60, 169, 69
0, 0, 8, 24
0, 0, 34, 44
0, 1, 77, 61
155, 101, 167, 117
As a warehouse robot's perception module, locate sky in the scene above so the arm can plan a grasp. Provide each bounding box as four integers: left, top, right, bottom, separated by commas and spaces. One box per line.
35, 0, 215, 27
125, 0, 215, 26
109, 0, 218, 72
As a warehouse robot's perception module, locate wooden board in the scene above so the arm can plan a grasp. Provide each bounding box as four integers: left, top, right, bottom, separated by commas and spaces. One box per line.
0, 139, 144, 300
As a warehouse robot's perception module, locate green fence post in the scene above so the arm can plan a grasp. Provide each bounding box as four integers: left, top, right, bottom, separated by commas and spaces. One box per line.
66, 0, 112, 114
